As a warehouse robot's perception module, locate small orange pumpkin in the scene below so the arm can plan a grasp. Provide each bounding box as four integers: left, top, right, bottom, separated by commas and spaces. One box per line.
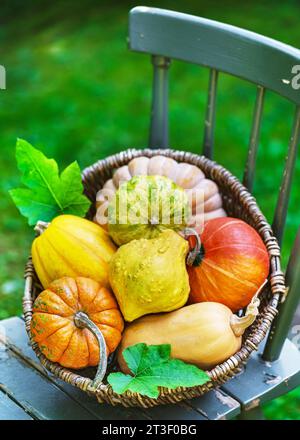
31, 277, 124, 369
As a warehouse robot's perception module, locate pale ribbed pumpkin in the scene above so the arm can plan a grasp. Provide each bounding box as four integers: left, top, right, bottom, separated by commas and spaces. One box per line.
31, 277, 124, 369
31, 215, 116, 288
94, 155, 226, 228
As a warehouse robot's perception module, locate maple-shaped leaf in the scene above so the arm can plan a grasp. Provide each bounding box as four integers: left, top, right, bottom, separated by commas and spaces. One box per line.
107, 343, 210, 399
9, 139, 91, 225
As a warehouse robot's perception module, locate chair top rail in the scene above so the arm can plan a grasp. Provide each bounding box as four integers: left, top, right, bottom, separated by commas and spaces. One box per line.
129, 6, 300, 105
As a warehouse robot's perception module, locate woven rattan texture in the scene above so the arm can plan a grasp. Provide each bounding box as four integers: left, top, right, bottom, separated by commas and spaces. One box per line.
23, 149, 286, 407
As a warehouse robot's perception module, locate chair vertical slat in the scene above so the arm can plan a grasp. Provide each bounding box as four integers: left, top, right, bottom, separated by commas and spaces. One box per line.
148, 55, 171, 149
203, 68, 218, 159
243, 86, 265, 192
272, 106, 300, 246
263, 226, 300, 361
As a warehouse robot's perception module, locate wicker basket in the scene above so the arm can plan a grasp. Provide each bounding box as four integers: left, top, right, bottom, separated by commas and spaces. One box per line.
22, 148, 286, 408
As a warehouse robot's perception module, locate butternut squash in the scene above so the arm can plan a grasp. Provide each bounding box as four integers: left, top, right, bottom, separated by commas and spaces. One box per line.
118, 294, 262, 371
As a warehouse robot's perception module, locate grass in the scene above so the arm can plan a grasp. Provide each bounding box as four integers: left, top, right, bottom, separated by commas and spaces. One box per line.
0, 0, 299, 419
263, 387, 300, 420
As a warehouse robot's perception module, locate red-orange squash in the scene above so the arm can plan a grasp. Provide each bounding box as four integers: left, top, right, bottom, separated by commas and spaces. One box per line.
31, 277, 124, 369
187, 217, 270, 311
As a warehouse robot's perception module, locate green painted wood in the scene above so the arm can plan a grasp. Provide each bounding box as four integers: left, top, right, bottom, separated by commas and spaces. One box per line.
149, 55, 170, 148
0, 341, 99, 420
187, 388, 240, 420
238, 406, 265, 420
0, 317, 148, 420
125, 387, 240, 420
0, 391, 33, 420
243, 86, 265, 191
142, 402, 207, 420
272, 106, 300, 246
263, 227, 300, 361
222, 339, 300, 410
203, 69, 218, 159
129, 7, 300, 105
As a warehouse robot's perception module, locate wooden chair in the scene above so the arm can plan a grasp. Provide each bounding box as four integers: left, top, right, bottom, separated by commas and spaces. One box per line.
128, 6, 300, 419
1, 6, 300, 421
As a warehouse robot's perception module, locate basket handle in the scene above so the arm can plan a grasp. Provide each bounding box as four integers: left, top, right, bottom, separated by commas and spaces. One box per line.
74, 311, 107, 389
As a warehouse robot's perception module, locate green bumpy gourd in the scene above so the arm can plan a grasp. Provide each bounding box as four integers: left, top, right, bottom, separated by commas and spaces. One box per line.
108, 175, 190, 245
109, 229, 190, 322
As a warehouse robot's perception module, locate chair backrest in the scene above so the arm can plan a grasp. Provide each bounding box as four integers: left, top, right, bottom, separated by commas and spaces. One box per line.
128, 6, 300, 247
128, 7, 300, 361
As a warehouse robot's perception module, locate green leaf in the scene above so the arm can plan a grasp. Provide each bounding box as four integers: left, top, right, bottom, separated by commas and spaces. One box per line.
107, 343, 210, 399
9, 188, 60, 225
9, 139, 91, 225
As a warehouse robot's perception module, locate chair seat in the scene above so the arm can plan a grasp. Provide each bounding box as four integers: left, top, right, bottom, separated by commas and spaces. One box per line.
1, 316, 299, 419
223, 337, 300, 413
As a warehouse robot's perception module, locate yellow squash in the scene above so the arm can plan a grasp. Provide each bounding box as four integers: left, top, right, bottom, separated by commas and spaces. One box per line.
32, 215, 116, 288
109, 230, 190, 322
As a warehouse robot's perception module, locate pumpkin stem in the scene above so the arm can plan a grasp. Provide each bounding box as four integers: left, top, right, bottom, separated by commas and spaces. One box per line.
184, 228, 203, 266
74, 311, 107, 388
34, 221, 50, 236
230, 279, 268, 337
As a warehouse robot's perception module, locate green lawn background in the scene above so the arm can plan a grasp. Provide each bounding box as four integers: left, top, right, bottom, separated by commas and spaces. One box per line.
0, 0, 299, 419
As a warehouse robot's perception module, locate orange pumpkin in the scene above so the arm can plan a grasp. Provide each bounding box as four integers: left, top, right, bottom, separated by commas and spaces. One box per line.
187, 217, 269, 312
31, 277, 124, 369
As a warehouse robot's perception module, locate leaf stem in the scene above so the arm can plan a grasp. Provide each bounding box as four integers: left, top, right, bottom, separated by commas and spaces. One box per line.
24, 145, 64, 210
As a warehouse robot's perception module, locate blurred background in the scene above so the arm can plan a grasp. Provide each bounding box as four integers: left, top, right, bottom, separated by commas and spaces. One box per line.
0, 0, 299, 419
